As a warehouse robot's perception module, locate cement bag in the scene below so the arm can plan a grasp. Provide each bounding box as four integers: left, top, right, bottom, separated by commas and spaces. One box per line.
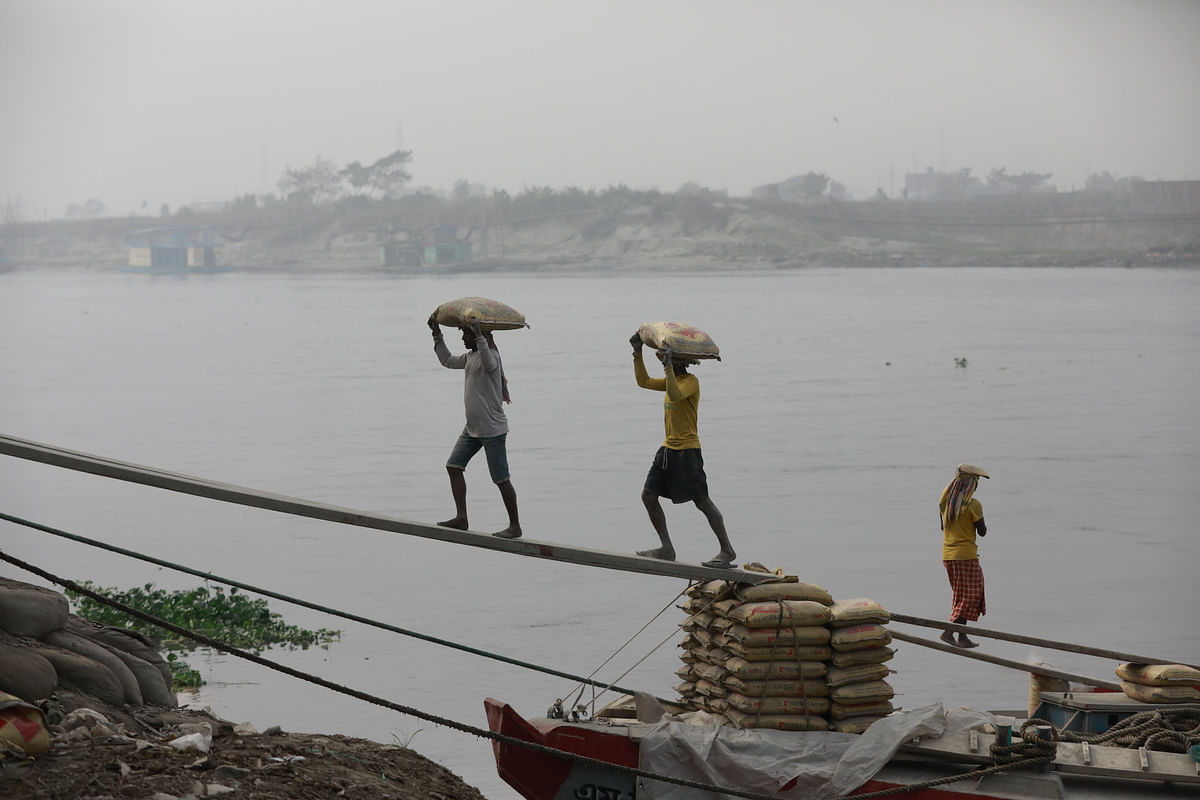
735, 582, 833, 606
724, 708, 827, 731
723, 677, 829, 698
723, 656, 826, 680
693, 662, 727, 684
1121, 681, 1200, 704
725, 643, 833, 662
694, 679, 727, 698
636, 321, 721, 361
829, 680, 894, 704
680, 611, 715, 631
687, 579, 735, 600
1116, 663, 1200, 686
1028, 669, 1069, 717
830, 699, 895, 720
723, 692, 830, 714
829, 716, 884, 734
831, 647, 896, 668
718, 624, 830, 647
825, 663, 890, 688
0, 691, 50, 757
676, 681, 698, 698
0, 641, 57, 703
433, 297, 527, 331
829, 598, 890, 627
829, 624, 892, 651
726, 600, 832, 629
0, 578, 69, 639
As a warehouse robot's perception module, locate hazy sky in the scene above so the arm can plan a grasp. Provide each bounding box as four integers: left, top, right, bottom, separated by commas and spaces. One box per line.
3, 0, 1198, 218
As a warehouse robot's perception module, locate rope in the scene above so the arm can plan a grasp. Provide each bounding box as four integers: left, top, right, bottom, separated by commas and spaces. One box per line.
1052, 710, 1200, 752
0, 547, 832, 800
563, 583, 691, 715
0, 511, 668, 705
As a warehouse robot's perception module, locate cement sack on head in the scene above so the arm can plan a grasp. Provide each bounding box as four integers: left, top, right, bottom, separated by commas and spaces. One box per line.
434, 297, 527, 331
636, 321, 721, 361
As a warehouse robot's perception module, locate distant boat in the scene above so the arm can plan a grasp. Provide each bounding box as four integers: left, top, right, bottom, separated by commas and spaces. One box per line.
122, 225, 231, 274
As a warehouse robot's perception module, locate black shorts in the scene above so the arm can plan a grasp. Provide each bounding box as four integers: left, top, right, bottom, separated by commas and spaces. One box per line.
643, 446, 709, 504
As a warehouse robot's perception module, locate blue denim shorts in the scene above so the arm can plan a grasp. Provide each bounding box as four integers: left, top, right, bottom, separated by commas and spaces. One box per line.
446, 431, 510, 484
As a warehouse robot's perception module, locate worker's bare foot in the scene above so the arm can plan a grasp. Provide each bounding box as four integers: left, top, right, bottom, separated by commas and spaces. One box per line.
637, 547, 676, 561
939, 630, 957, 647
492, 526, 522, 539
956, 634, 979, 649
702, 551, 736, 569
437, 517, 468, 530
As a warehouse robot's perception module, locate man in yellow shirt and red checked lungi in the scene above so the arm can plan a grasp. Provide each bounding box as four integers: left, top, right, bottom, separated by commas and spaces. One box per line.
939, 463, 990, 648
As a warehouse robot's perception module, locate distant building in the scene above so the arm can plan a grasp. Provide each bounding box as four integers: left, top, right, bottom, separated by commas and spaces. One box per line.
1131, 179, 1200, 211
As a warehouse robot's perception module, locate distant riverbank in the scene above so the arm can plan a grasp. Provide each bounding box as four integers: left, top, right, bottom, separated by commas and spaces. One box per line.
2, 194, 1197, 272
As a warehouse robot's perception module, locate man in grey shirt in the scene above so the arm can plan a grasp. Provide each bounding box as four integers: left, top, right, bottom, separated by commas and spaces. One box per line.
428, 315, 521, 538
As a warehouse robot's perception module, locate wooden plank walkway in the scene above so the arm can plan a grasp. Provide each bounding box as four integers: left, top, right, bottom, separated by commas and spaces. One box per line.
0, 434, 774, 584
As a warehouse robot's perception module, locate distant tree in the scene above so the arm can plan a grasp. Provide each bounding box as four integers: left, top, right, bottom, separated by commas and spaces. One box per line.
828, 180, 850, 201
159, 203, 171, 217
279, 156, 343, 205
988, 167, 1053, 193
340, 149, 413, 200
874, 187, 889, 201
65, 198, 107, 219
797, 172, 830, 201
1085, 171, 1119, 194
453, 179, 473, 203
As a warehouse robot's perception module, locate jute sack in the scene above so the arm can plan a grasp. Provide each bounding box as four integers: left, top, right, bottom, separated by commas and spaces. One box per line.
693, 662, 727, 684
636, 321, 721, 361
735, 582, 833, 606
724, 656, 826, 680
829, 680, 894, 704
831, 647, 896, 668
826, 663, 890, 688
721, 642, 833, 662
830, 699, 895, 720
0, 641, 57, 703
722, 692, 830, 714
830, 624, 892, 651
1116, 663, 1200, 686
680, 611, 715, 631
723, 677, 829, 698
65, 618, 173, 701
694, 679, 727, 698
433, 297, 527, 331
723, 708, 827, 731
43, 630, 143, 706
1121, 681, 1200, 704
717, 624, 830, 647
0, 691, 50, 756
828, 598, 890, 627
0, 578, 69, 639
35, 644, 125, 707
726, 600, 832, 629
829, 716, 884, 734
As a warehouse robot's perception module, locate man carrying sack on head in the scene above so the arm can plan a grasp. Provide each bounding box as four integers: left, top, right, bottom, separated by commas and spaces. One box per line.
939, 463, 989, 648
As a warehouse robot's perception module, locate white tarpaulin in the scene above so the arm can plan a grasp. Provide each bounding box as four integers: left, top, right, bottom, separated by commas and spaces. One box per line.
638, 701, 969, 800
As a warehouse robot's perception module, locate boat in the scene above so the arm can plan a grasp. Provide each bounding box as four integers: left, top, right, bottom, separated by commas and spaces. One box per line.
484, 692, 1200, 799
122, 225, 231, 274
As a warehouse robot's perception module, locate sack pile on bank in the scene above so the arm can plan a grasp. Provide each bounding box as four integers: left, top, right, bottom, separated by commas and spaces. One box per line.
0, 577, 177, 712
676, 575, 895, 733
1115, 663, 1200, 704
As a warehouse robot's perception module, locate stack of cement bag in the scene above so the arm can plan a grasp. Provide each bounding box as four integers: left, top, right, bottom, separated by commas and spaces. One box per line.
1115, 663, 1200, 704
825, 598, 895, 732
0, 577, 177, 708
677, 579, 834, 731
677, 579, 895, 733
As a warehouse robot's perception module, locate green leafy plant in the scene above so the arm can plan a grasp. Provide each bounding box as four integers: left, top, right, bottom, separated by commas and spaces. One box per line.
66, 582, 341, 689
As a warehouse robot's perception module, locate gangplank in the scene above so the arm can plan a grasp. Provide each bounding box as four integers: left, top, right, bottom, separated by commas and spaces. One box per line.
0, 434, 773, 584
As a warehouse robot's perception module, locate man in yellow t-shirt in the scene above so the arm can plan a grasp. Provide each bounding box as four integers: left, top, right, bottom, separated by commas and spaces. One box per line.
630, 333, 735, 569
938, 464, 989, 648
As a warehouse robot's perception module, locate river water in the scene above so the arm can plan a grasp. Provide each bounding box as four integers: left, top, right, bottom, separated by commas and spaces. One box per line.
2, 265, 1198, 798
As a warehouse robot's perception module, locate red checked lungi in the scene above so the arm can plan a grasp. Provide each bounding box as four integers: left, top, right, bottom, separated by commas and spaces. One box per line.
944, 559, 986, 621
